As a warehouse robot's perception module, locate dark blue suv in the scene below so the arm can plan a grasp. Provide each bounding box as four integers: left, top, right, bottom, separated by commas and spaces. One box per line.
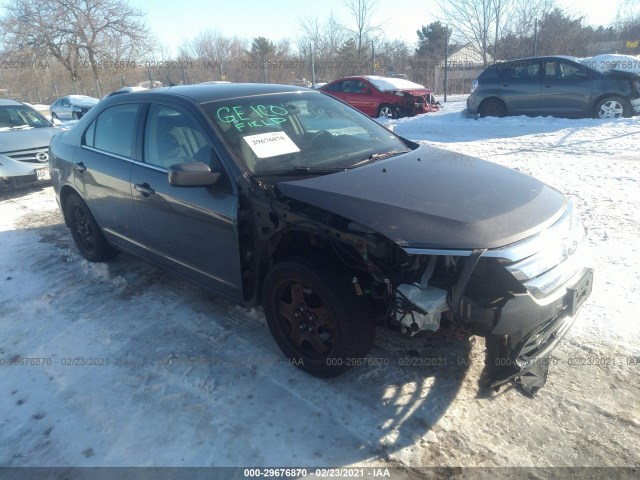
468, 56, 640, 118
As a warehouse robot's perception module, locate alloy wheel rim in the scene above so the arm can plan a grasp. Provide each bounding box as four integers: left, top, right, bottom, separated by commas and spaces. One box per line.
73, 206, 95, 253
277, 281, 334, 357
600, 101, 623, 118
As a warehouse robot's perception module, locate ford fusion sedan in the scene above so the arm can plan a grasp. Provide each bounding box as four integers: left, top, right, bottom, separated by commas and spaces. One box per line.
50, 95, 100, 121
320, 75, 439, 118
468, 56, 640, 118
49, 84, 593, 395
0, 99, 59, 191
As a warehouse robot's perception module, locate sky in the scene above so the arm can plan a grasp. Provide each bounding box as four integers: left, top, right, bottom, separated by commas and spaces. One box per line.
129, 0, 633, 56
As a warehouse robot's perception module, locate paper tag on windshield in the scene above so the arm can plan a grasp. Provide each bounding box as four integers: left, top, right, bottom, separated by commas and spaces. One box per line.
243, 131, 300, 158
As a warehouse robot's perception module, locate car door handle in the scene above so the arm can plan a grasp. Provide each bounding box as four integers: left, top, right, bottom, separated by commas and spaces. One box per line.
134, 183, 155, 197
73, 162, 86, 173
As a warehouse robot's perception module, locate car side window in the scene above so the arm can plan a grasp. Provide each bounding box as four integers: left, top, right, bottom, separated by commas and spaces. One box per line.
82, 104, 138, 158
500, 60, 540, 80
545, 61, 558, 78
557, 61, 589, 80
343, 80, 366, 93
143, 104, 212, 170
326, 81, 344, 92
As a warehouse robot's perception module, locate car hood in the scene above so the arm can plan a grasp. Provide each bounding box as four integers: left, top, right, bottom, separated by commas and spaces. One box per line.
385, 88, 431, 97
276, 145, 566, 250
71, 100, 99, 108
0, 127, 58, 153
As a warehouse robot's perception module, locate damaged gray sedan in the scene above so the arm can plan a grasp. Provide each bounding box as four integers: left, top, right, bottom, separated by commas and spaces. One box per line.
49, 84, 593, 395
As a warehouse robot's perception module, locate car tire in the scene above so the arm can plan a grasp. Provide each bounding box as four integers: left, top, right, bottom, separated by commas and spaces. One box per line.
594, 96, 631, 119
263, 256, 375, 378
65, 193, 119, 262
377, 103, 396, 119
479, 98, 507, 117
72, 111, 80, 120
51, 112, 59, 121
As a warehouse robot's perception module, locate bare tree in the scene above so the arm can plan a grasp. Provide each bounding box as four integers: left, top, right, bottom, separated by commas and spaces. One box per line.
0, 0, 152, 96
343, 0, 382, 61
437, 0, 510, 66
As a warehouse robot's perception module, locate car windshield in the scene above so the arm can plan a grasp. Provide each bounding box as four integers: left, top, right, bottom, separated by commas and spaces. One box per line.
202, 92, 412, 175
0, 105, 52, 131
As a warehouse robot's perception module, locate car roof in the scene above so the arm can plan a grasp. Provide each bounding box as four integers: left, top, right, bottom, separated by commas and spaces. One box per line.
106, 83, 313, 105
494, 55, 581, 64
0, 99, 24, 107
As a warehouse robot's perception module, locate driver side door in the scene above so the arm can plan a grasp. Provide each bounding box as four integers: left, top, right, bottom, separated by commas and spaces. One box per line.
130, 102, 243, 301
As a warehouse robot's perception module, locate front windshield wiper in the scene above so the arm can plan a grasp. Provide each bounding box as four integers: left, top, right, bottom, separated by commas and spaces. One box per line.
351, 149, 411, 167
254, 166, 349, 176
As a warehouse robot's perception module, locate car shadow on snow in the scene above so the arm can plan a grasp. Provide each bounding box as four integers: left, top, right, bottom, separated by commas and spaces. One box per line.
2, 219, 501, 466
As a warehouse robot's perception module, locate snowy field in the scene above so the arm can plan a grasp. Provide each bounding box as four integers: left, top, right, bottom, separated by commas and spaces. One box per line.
1, 99, 639, 475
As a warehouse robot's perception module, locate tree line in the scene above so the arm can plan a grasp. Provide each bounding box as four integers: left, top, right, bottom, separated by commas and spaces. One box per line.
0, 0, 638, 103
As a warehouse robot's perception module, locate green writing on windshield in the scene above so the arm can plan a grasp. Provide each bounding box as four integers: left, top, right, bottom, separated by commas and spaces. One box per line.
216, 105, 289, 132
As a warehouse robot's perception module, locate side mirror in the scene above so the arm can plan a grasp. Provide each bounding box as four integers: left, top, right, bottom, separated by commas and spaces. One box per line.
168, 162, 220, 187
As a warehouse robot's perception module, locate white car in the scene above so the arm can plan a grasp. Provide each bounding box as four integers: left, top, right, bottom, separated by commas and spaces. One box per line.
50, 95, 100, 121
0, 99, 59, 191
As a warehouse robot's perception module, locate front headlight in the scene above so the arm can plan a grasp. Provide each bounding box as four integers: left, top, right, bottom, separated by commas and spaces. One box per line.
470, 79, 479, 94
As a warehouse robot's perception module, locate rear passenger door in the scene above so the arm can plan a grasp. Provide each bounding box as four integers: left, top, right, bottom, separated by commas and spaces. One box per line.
497, 59, 543, 115
76, 102, 146, 255
130, 102, 243, 301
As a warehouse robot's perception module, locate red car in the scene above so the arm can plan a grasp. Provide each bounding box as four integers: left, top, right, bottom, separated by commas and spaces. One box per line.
320, 75, 439, 118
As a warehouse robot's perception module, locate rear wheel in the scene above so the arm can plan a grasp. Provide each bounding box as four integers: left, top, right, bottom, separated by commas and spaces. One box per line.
72, 111, 80, 120
479, 98, 507, 117
65, 194, 118, 262
263, 256, 375, 378
594, 96, 631, 119
51, 112, 59, 122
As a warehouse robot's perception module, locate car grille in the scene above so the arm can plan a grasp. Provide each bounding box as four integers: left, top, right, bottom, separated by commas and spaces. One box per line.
486, 201, 589, 301
5, 147, 49, 164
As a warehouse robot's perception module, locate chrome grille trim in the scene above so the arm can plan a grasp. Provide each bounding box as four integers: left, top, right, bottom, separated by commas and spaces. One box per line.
6, 147, 50, 163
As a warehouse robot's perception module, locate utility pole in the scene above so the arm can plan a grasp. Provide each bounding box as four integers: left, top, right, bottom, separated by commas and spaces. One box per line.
310, 43, 316, 86
444, 25, 449, 102
371, 40, 375, 75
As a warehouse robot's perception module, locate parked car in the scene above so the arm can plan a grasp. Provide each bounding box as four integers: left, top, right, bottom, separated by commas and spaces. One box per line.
0, 99, 59, 191
50, 95, 100, 121
49, 84, 593, 395
468, 55, 640, 118
320, 75, 439, 118
102, 86, 148, 100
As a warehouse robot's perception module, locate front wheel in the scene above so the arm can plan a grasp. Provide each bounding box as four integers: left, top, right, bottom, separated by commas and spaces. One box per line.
377, 103, 396, 119
65, 194, 118, 262
594, 96, 631, 119
262, 257, 375, 378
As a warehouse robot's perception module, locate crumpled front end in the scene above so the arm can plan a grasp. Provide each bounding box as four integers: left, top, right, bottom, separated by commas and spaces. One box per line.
398, 201, 593, 395
388, 89, 440, 116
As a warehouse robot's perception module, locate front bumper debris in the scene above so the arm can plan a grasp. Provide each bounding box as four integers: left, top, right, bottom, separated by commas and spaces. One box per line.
490, 267, 594, 395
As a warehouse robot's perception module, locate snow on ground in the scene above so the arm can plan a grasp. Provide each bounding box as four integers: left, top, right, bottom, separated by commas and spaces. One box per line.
1, 100, 639, 473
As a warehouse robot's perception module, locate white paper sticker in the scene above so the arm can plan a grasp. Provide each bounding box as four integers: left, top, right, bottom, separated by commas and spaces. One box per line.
243, 131, 300, 159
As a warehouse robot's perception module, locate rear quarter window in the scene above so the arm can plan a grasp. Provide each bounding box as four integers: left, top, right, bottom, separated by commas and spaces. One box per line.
479, 67, 500, 80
